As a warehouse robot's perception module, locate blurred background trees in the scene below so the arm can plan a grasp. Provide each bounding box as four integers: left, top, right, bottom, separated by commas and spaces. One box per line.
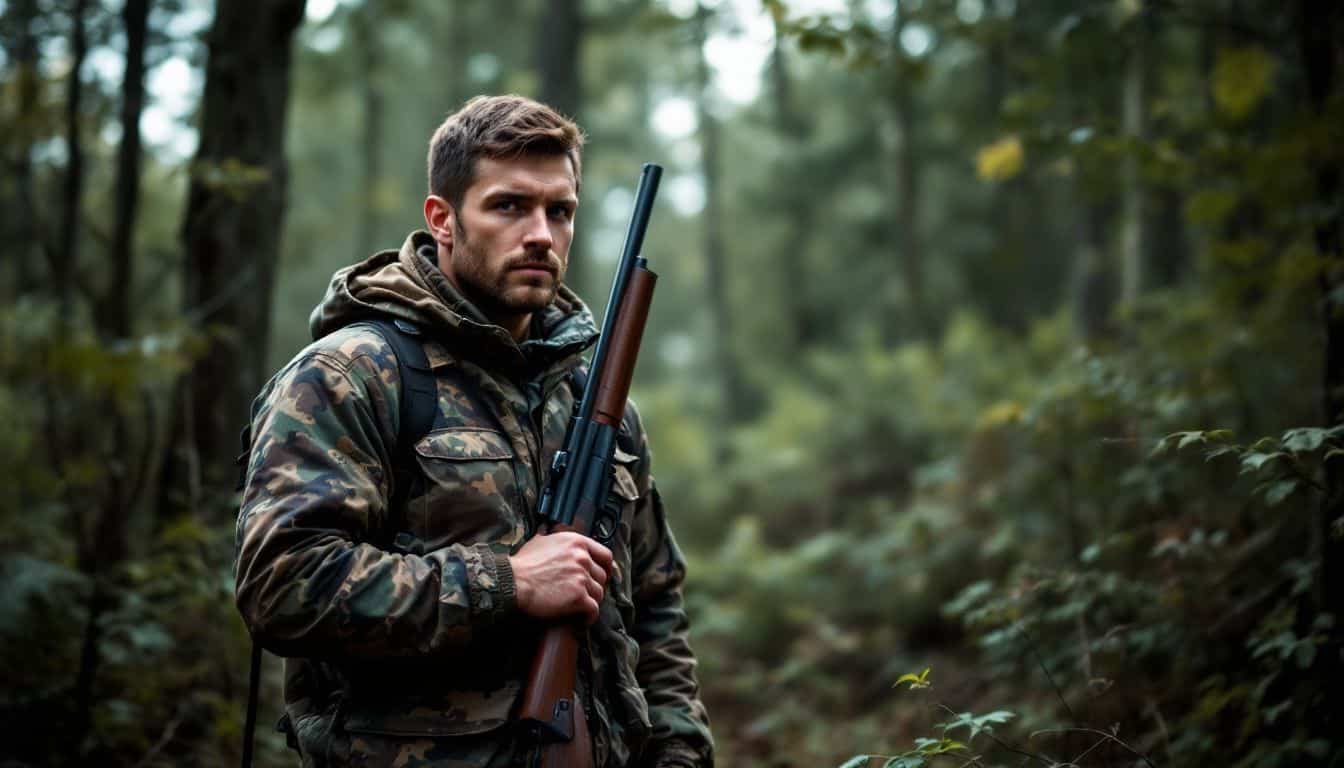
1, 0, 1340, 765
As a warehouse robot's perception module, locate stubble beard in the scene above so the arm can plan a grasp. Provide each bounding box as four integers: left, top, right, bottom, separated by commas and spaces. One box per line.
451, 222, 563, 321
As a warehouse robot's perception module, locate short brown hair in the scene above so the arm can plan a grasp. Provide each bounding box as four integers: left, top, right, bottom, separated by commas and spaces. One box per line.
427, 95, 585, 208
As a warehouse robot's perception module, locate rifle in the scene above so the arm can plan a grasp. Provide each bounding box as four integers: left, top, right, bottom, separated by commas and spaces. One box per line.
516, 163, 663, 768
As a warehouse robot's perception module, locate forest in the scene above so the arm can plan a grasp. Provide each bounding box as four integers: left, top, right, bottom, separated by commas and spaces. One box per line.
1, 0, 1342, 765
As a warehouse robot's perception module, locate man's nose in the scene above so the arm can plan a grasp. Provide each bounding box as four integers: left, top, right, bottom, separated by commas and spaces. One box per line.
521, 208, 553, 251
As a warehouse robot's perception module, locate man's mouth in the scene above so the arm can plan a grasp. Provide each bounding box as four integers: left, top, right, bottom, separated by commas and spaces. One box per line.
509, 261, 557, 277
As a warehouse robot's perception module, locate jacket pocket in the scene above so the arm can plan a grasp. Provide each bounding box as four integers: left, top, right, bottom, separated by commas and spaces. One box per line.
410, 427, 524, 549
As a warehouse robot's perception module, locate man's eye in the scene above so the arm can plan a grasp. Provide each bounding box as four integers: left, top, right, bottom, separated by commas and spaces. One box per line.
548, 205, 573, 221
495, 200, 518, 212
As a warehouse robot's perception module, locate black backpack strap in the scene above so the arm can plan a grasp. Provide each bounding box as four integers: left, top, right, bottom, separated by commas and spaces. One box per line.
362, 317, 438, 515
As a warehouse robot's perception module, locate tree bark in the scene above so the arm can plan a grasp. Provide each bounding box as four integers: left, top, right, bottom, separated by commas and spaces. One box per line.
767, 20, 816, 351
695, 4, 745, 449
1297, 0, 1344, 737
58, 0, 90, 314
6, 0, 42, 298
353, 1, 383, 261
172, 0, 308, 513
888, 1, 926, 342
1119, 4, 1149, 308
105, 0, 150, 339
536, 0, 586, 295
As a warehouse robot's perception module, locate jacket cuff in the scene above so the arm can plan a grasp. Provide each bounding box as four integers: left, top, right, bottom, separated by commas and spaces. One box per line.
464, 543, 517, 622
493, 548, 517, 616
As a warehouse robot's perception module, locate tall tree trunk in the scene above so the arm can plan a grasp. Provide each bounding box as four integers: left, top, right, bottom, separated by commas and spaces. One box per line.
695, 4, 744, 453
105, 0, 150, 339
767, 20, 815, 351
58, 0, 89, 314
888, 1, 926, 342
171, 0, 308, 516
7, 0, 42, 298
1298, 0, 1344, 736
354, 2, 383, 261
1119, 3, 1149, 308
536, 0, 586, 295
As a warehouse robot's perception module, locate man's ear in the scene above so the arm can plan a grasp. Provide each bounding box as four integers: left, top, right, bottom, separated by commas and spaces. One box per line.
423, 195, 455, 252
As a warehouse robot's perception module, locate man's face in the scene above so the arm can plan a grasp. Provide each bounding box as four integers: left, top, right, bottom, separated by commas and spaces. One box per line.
426, 154, 578, 328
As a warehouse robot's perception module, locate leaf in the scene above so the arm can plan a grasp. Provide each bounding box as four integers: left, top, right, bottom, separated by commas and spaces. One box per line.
1177, 431, 1205, 450
1213, 46, 1277, 121
976, 136, 1024, 182
1262, 480, 1298, 506
1240, 451, 1286, 474
1282, 428, 1327, 453
894, 667, 932, 690
838, 756, 872, 768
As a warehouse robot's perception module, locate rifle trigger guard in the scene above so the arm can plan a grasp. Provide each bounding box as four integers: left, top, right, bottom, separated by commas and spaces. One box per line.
592, 498, 621, 546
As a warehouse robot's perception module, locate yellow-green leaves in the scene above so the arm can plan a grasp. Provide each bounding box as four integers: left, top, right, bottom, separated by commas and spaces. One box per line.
893, 667, 932, 690
1213, 46, 1277, 121
976, 135, 1024, 181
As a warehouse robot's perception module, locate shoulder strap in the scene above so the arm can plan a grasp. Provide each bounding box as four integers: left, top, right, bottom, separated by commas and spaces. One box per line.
363, 317, 438, 514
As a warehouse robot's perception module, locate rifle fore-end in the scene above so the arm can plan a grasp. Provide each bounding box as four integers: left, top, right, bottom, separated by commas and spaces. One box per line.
593, 266, 656, 428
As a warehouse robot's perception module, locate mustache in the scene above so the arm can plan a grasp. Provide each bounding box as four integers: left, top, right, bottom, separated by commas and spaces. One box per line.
506, 252, 561, 273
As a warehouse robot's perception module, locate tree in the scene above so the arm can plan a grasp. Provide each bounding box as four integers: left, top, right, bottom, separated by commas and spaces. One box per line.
694, 3, 746, 454
58, 0, 90, 315
887, 0, 927, 341
3, 0, 44, 298
351, 0, 385, 260
103, 0, 150, 339
171, 0, 308, 512
537, 0, 587, 293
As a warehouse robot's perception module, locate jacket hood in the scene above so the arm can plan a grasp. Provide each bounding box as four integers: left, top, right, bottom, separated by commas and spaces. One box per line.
309, 231, 598, 370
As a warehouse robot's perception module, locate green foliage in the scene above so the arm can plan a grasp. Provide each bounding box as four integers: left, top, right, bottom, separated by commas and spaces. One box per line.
4, 0, 1342, 764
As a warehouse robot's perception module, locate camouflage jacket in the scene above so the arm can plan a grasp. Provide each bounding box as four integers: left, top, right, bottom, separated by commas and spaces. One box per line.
235, 232, 713, 768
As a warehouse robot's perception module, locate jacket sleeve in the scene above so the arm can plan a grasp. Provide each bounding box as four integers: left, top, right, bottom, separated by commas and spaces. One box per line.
233, 341, 516, 659
626, 413, 714, 768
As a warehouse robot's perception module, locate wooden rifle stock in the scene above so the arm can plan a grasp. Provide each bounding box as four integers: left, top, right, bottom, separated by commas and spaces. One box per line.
518, 620, 591, 768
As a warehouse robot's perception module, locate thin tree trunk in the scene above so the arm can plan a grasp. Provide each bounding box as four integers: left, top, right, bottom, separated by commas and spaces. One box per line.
537, 0, 586, 295
354, 3, 383, 260
1297, 0, 1344, 738
8, 0, 42, 297
889, 1, 926, 341
171, 0, 308, 515
58, 0, 90, 314
1119, 3, 1149, 308
106, 0, 150, 339
695, 4, 744, 450
767, 21, 815, 351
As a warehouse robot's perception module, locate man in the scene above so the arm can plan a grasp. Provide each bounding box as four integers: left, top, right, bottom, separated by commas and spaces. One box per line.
234, 95, 713, 768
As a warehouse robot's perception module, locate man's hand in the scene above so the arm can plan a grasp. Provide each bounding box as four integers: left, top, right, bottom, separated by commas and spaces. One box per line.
510, 531, 613, 624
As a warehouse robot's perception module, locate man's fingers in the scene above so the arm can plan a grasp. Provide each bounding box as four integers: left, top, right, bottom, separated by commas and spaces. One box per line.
583, 596, 601, 625
583, 538, 614, 570
584, 575, 604, 603
587, 559, 608, 585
